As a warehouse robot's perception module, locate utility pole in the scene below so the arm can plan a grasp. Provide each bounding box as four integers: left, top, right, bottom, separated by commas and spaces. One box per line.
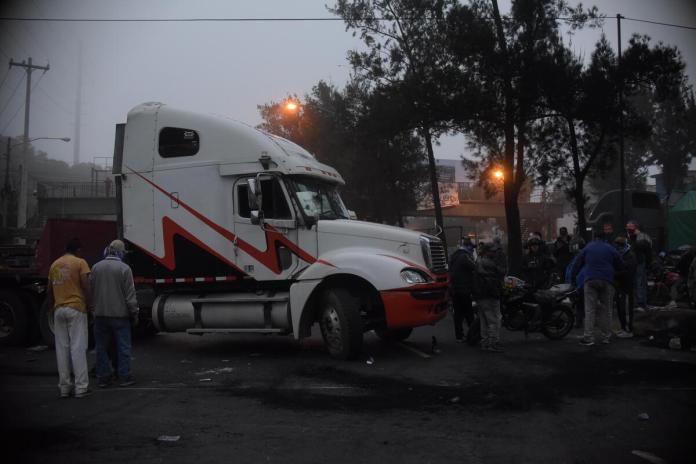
617, 14, 626, 232
2, 138, 11, 228
73, 42, 82, 165
9, 57, 50, 233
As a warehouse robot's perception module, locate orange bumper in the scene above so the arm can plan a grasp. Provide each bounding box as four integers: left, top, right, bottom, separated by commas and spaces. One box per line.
380, 281, 449, 329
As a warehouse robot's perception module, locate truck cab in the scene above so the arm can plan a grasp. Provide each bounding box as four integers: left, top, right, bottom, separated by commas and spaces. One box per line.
115, 103, 448, 359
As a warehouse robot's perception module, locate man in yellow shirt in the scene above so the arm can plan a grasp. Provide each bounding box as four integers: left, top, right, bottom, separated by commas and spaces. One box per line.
47, 238, 92, 398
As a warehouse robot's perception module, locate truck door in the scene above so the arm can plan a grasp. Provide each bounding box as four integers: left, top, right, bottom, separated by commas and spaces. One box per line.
233, 177, 307, 281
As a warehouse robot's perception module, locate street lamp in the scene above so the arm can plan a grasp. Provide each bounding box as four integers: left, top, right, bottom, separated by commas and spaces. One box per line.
493, 169, 504, 180
10, 136, 71, 232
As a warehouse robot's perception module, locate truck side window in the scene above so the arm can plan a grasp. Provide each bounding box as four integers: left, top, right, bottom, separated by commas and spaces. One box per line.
159, 127, 200, 157
236, 178, 291, 220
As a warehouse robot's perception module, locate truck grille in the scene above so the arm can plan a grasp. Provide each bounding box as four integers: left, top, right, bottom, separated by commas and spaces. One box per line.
429, 240, 447, 274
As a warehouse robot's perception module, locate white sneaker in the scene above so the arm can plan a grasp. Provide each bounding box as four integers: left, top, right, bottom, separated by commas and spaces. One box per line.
617, 330, 634, 339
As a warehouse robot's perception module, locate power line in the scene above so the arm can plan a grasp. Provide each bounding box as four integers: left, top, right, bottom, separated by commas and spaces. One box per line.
0, 14, 693, 29
622, 16, 696, 31
0, 73, 24, 119
36, 84, 73, 116
0, 70, 47, 135
0, 70, 10, 91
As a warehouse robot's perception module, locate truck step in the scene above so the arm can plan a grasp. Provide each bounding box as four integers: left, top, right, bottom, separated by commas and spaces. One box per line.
186, 328, 287, 335
190, 295, 289, 304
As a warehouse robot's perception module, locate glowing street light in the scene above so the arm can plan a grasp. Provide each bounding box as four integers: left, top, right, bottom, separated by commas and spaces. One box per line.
284, 101, 299, 112
493, 169, 504, 180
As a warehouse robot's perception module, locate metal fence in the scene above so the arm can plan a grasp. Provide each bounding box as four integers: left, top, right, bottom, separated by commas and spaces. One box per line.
37, 181, 115, 198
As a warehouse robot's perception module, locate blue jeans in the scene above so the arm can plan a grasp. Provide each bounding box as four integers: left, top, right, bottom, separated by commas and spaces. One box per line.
94, 317, 132, 383
635, 263, 647, 307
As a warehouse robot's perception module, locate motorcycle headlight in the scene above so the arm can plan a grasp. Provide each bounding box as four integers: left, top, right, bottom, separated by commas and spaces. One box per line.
401, 268, 432, 284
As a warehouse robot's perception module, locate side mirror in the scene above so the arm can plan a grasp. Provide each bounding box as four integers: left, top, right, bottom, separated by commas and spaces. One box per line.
247, 178, 259, 210
250, 210, 263, 225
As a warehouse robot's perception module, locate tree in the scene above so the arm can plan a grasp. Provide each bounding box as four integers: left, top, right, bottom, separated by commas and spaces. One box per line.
331, 0, 459, 249
257, 81, 428, 225
447, 0, 597, 272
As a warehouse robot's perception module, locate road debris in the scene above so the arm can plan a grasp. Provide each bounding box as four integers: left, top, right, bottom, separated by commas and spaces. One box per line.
449, 396, 461, 404
631, 450, 666, 464
157, 435, 181, 442
199, 378, 212, 382
26, 345, 48, 352
366, 356, 374, 365
637, 412, 650, 421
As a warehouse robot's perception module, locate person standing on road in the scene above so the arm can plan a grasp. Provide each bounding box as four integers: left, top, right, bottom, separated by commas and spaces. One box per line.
571, 231, 625, 346
90, 240, 139, 388
449, 236, 477, 343
613, 236, 637, 338
473, 242, 506, 352
565, 237, 586, 328
553, 227, 573, 278
47, 238, 92, 398
626, 221, 652, 311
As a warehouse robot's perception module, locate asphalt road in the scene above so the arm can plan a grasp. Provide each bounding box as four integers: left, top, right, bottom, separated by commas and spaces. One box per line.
1, 318, 695, 464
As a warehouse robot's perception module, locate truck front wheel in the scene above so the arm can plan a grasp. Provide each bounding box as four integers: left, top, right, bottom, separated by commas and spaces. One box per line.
319, 288, 363, 360
0, 290, 29, 346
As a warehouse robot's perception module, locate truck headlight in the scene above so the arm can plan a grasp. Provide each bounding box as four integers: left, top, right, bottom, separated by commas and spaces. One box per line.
400, 268, 432, 284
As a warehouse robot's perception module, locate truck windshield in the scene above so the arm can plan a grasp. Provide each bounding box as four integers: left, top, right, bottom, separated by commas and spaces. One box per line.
290, 177, 349, 220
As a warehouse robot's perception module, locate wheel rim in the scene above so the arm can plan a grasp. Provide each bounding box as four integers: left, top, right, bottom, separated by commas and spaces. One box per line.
545, 309, 571, 336
0, 301, 15, 338
320, 305, 343, 353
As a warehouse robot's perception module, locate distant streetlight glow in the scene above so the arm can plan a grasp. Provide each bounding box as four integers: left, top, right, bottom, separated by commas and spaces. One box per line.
285, 101, 299, 112
493, 169, 504, 180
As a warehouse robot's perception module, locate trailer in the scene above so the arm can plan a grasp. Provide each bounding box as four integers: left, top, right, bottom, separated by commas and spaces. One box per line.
0, 219, 116, 345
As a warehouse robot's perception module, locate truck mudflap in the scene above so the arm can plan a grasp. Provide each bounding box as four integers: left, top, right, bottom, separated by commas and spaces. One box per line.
379, 281, 449, 329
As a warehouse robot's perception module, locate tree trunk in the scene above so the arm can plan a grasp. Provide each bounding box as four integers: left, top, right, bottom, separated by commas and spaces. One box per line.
422, 124, 447, 251
491, 0, 521, 274
566, 117, 588, 240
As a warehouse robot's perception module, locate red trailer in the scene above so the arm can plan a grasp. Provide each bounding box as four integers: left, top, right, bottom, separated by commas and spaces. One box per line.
0, 219, 117, 345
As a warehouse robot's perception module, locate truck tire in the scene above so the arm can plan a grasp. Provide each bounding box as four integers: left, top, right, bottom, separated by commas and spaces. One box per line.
0, 290, 29, 346
40, 300, 95, 348
39, 298, 55, 345
319, 288, 363, 360
374, 327, 413, 342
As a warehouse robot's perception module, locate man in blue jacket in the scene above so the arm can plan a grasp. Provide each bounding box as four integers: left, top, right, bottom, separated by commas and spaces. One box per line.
571, 231, 625, 346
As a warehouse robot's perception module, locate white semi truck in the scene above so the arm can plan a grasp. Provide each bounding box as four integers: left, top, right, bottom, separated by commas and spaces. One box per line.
115, 102, 449, 359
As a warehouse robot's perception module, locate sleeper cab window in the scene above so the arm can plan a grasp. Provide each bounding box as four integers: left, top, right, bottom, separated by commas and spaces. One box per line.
159, 127, 200, 158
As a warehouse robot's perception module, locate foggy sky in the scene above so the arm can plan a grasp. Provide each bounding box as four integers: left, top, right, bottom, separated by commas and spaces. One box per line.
0, 0, 694, 166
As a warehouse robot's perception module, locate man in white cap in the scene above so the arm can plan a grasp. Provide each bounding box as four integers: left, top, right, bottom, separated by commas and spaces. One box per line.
90, 239, 139, 387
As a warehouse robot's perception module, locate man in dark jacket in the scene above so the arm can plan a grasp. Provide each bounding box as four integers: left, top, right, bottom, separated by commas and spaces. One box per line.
449, 237, 477, 342
626, 221, 652, 310
521, 237, 556, 289
571, 231, 625, 346
613, 236, 637, 338
553, 227, 573, 276
473, 242, 506, 352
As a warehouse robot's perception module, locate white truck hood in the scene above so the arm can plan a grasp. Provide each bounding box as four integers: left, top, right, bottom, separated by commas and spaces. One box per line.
317, 219, 424, 245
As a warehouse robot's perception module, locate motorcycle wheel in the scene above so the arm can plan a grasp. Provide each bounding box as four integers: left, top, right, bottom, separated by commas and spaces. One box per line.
541, 306, 574, 340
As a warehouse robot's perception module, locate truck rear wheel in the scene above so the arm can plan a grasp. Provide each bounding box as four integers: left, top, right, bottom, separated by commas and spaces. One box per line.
319, 288, 363, 360
40, 300, 95, 348
0, 290, 29, 346
39, 298, 55, 345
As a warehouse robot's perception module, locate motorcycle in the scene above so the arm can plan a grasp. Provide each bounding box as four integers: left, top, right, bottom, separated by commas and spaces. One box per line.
467, 276, 576, 345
